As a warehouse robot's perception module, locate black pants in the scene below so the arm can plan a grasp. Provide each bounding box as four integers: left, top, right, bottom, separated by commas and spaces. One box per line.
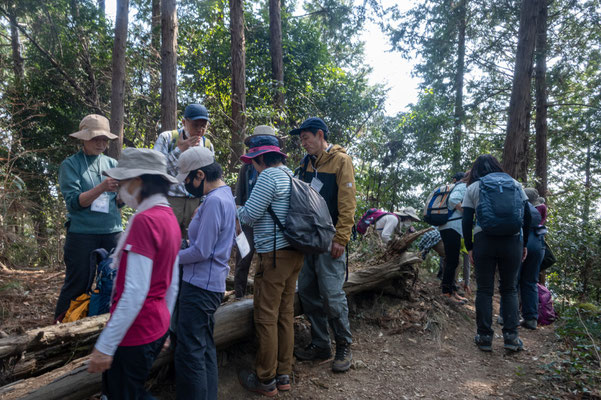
234, 225, 255, 298
102, 333, 167, 400
55, 231, 120, 320
440, 229, 461, 294
473, 232, 522, 338
175, 282, 223, 400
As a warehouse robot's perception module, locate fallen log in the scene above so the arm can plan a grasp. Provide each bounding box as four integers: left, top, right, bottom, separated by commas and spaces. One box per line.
1, 248, 424, 399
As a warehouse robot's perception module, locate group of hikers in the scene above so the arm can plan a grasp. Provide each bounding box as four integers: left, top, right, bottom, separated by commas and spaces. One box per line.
54, 103, 550, 399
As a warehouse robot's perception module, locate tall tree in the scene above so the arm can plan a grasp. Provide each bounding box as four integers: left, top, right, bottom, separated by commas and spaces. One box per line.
107, 0, 129, 159
8, 9, 23, 93
144, 0, 161, 147
451, 0, 467, 173
269, 0, 284, 111
229, 0, 246, 169
534, 0, 549, 197
502, 0, 539, 181
161, 0, 178, 132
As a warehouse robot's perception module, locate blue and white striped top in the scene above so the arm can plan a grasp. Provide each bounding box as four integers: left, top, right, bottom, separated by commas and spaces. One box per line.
237, 166, 292, 253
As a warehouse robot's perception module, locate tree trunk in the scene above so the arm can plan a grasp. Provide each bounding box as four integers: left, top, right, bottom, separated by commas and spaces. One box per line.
9, 12, 24, 93
145, 0, 162, 147
502, 0, 539, 181
106, 0, 129, 160
269, 0, 284, 111
534, 0, 548, 197
161, 0, 178, 132
229, 0, 247, 170
451, 0, 466, 173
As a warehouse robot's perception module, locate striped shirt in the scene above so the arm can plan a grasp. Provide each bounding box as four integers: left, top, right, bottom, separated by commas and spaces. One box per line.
237, 166, 291, 253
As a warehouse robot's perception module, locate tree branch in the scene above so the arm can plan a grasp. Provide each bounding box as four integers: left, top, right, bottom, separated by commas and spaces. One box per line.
546, 102, 600, 110
0, 7, 101, 112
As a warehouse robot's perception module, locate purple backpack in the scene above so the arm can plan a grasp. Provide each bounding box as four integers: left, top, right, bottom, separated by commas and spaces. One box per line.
538, 283, 557, 325
356, 208, 391, 235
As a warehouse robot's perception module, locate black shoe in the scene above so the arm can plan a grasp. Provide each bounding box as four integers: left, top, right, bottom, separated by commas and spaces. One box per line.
276, 374, 291, 391
503, 336, 524, 352
238, 369, 278, 397
474, 334, 493, 352
521, 319, 537, 330
332, 342, 352, 372
294, 343, 332, 361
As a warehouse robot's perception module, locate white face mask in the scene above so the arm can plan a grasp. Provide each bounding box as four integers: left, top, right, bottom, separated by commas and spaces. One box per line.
119, 181, 141, 209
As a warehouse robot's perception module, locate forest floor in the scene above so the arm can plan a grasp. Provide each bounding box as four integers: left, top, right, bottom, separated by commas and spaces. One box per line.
0, 257, 585, 399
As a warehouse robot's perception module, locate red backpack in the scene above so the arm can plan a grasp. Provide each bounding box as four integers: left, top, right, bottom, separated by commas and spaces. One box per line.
356, 208, 391, 235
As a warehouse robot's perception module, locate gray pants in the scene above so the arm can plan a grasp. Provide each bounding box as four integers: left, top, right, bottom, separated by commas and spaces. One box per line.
298, 252, 352, 348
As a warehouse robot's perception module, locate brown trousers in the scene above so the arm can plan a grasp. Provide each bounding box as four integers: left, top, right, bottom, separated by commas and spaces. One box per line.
167, 196, 201, 238
254, 248, 304, 381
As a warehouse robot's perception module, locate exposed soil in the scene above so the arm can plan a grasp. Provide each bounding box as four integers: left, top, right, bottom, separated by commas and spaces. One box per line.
0, 256, 576, 399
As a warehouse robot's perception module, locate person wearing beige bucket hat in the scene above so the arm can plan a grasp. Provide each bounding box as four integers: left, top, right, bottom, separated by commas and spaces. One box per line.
87, 148, 181, 399
55, 114, 122, 322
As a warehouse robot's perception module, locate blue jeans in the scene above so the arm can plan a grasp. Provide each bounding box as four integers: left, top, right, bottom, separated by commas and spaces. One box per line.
298, 251, 352, 348
175, 282, 223, 400
473, 233, 522, 338
519, 232, 545, 320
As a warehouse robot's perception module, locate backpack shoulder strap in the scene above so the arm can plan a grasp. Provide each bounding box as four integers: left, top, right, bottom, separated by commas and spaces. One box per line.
168, 129, 179, 152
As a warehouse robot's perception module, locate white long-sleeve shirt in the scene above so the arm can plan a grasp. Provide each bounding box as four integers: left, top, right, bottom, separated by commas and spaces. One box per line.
94, 253, 179, 356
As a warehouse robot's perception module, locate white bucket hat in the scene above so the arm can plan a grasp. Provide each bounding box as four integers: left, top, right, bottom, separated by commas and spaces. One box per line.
244, 125, 285, 147
69, 114, 118, 141
395, 206, 421, 221
103, 148, 178, 184
176, 147, 216, 183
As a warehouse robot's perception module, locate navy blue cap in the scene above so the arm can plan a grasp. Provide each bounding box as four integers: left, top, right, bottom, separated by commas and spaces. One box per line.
183, 104, 209, 121
248, 135, 280, 147
288, 117, 328, 136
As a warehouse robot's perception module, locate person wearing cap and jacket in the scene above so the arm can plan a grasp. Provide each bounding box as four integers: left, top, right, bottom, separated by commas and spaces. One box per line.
87, 148, 181, 399
171, 147, 236, 400
154, 103, 215, 238
233, 125, 285, 299
290, 117, 356, 373
55, 114, 123, 322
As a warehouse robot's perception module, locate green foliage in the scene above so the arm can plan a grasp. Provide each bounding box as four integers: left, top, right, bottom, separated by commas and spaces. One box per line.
546, 303, 601, 393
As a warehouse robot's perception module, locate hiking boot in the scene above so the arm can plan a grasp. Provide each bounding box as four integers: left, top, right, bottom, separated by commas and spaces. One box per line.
474, 334, 493, 352
294, 343, 332, 361
332, 342, 352, 372
521, 319, 537, 330
276, 374, 291, 391
238, 369, 278, 397
503, 336, 524, 352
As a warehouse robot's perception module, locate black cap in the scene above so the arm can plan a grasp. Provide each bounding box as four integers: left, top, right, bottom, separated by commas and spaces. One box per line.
288, 117, 328, 136
183, 104, 209, 121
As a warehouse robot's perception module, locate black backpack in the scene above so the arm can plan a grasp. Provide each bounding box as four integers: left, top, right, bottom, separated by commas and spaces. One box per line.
267, 173, 336, 254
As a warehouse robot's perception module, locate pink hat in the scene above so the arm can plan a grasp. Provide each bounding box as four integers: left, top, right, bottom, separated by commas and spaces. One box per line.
240, 145, 287, 164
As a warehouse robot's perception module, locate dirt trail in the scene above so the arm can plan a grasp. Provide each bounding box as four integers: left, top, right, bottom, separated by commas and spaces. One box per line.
158, 274, 567, 400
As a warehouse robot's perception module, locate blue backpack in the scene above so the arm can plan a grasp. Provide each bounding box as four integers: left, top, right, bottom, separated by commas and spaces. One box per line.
88, 248, 117, 316
476, 172, 524, 236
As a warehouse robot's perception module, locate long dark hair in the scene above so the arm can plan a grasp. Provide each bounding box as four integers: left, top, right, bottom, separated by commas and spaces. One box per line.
467, 155, 504, 185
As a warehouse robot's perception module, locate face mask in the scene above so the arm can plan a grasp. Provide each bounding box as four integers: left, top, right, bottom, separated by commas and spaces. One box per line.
119, 181, 141, 209
185, 172, 205, 198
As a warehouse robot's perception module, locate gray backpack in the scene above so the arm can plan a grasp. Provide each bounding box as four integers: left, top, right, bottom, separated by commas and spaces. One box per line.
267, 174, 336, 254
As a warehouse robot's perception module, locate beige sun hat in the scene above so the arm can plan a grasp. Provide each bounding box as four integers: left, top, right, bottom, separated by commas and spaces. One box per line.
69, 114, 118, 141
244, 125, 285, 147
395, 206, 421, 221
103, 148, 178, 184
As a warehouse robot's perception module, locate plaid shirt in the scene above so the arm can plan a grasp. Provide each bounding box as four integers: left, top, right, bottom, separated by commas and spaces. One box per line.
154, 129, 214, 197
418, 229, 442, 259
